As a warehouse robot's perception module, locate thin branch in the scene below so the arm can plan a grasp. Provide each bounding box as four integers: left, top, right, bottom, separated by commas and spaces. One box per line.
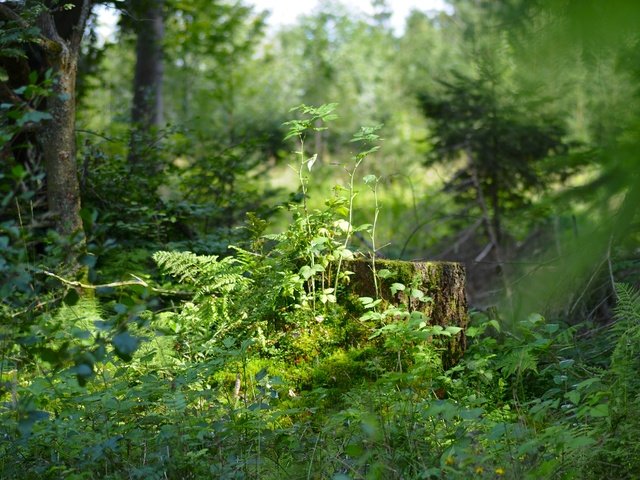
36, 11, 65, 47
569, 257, 607, 315
0, 4, 27, 26
435, 216, 483, 260
70, 0, 93, 54
42, 270, 149, 289
467, 146, 513, 303
474, 241, 494, 262
76, 128, 120, 143
607, 234, 616, 296
41, 270, 192, 297
233, 373, 241, 400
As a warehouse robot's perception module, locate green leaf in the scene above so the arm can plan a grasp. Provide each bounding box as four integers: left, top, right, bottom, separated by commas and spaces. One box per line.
11, 164, 26, 179
74, 363, 94, 386
16, 110, 52, 127
390, 282, 405, 295
255, 368, 268, 382
488, 319, 501, 332
553, 375, 568, 384
63, 289, 80, 306
75, 363, 93, 377
566, 435, 596, 449
80, 254, 97, 268
363, 174, 377, 185
559, 359, 575, 369
344, 443, 364, 457
565, 390, 580, 405
544, 323, 560, 334
574, 377, 601, 391
445, 326, 463, 335
18, 410, 49, 437
410, 289, 427, 301
340, 248, 354, 259
459, 407, 484, 420
300, 265, 314, 280
112, 331, 139, 361
354, 223, 372, 232
362, 298, 382, 309
587, 403, 609, 418
377, 269, 393, 279
71, 328, 91, 340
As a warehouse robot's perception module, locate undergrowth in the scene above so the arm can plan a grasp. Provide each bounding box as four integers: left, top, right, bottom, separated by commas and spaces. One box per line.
1, 106, 639, 479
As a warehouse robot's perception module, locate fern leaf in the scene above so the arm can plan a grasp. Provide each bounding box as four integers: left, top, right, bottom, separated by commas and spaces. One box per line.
153, 251, 247, 294
614, 283, 640, 324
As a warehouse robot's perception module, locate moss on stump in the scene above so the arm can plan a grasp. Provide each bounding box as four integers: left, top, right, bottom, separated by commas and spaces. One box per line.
344, 259, 468, 367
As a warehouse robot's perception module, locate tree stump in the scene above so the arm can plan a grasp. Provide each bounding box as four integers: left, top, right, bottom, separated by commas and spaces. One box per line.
344, 259, 468, 366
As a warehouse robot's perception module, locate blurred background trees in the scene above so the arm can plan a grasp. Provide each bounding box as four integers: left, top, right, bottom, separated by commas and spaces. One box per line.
2, 0, 638, 318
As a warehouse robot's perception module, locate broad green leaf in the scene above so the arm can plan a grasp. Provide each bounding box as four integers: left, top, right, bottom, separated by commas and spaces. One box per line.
559, 359, 575, 369
377, 269, 393, 279
363, 174, 377, 184
587, 404, 609, 418
445, 326, 463, 335
63, 289, 80, 306
565, 390, 580, 405
16, 110, 52, 127
112, 331, 139, 361
410, 289, 425, 300
566, 436, 596, 449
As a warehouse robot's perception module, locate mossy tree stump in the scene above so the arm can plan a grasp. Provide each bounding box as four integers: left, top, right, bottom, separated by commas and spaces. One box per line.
344, 259, 468, 366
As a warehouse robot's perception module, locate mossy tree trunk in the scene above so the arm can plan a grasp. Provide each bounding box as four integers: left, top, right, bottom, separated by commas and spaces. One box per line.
1, 1, 92, 244
41, 43, 83, 238
344, 259, 468, 366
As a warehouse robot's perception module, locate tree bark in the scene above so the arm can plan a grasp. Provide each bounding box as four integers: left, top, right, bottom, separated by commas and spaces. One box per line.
128, 0, 164, 164
344, 259, 468, 367
39, 1, 91, 242
41, 48, 83, 237
1, 1, 91, 242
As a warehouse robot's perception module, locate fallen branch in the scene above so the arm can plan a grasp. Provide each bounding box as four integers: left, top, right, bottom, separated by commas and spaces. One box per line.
41, 270, 192, 297
43, 270, 149, 289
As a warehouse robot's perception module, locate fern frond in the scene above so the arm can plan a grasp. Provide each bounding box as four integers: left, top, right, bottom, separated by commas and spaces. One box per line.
153, 251, 218, 285
614, 283, 640, 324
610, 284, 640, 417
153, 251, 247, 294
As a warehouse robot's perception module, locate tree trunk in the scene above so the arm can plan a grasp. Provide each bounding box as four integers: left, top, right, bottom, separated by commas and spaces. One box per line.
128, 0, 164, 164
0, 1, 92, 254
344, 259, 468, 367
41, 50, 83, 238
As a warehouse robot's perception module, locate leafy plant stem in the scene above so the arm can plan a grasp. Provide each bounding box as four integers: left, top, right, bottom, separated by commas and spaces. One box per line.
306, 432, 322, 480
297, 135, 317, 312
369, 176, 381, 298
333, 157, 363, 294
